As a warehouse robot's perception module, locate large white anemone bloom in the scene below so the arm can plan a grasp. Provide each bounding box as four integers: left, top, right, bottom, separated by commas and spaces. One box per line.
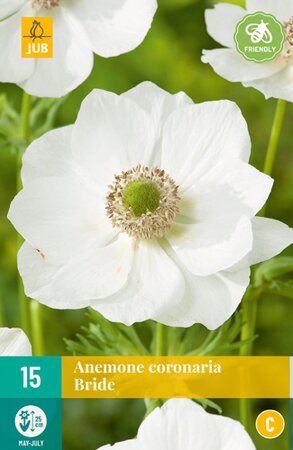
97, 399, 256, 450
202, 1, 293, 102
0, 328, 32, 356
8, 82, 293, 329
0, 0, 157, 97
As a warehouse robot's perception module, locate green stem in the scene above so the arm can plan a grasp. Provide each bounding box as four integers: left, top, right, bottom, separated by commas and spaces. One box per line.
240, 288, 261, 357
17, 92, 32, 337
239, 99, 287, 429
260, 99, 287, 216
239, 395, 250, 430
239, 289, 261, 430
0, 295, 5, 328
30, 300, 44, 356
240, 100, 287, 356
18, 92, 45, 355
21, 92, 32, 144
155, 323, 168, 356
145, 323, 169, 416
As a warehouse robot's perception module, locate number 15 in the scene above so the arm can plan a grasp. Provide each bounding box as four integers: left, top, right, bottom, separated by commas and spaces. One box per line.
20, 366, 41, 388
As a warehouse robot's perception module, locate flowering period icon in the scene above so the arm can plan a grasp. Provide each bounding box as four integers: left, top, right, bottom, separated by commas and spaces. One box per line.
15, 405, 47, 438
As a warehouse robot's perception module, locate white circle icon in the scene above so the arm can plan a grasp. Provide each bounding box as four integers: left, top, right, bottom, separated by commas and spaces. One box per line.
15, 405, 47, 438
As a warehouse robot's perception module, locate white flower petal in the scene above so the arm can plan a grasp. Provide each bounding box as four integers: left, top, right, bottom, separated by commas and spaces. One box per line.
21, 126, 77, 185
0, 8, 34, 83
243, 66, 293, 103
214, 415, 256, 450
0, 0, 25, 19
72, 89, 156, 189
70, 0, 157, 57
169, 216, 253, 276
156, 268, 250, 329
202, 49, 285, 83
98, 400, 255, 450
0, 328, 32, 356
95, 240, 185, 326
246, 0, 293, 21
155, 240, 250, 329
138, 399, 220, 450
20, 8, 93, 97
18, 242, 61, 307
205, 3, 246, 48
123, 81, 193, 142
161, 100, 251, 191
247, 217, 293, 266
179, 179, 252, 225
48, 234, 133, 307
98, 442, 138, 450
201, 159, 273, 215
8, 177, 115, 265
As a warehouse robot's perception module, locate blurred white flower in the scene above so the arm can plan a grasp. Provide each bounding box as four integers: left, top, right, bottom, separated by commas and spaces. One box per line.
0, 0, 157, 97
97, 399, 255, 450
0, 327, 32, 355
8, 82, 293, 328
202, 0, 293, 102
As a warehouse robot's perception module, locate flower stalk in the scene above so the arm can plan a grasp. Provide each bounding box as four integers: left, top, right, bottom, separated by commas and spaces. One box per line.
261, 99, 287, 215
18, 91, 44, 355
17, 92, 32, 337
144, 323, 169, 416
156, 323, 168, 356
30, 300, 44, 356
239, 99, 287, 428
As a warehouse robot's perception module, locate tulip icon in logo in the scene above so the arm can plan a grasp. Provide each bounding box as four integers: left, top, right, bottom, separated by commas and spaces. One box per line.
22, 16, 53, 58
30, 20, 44, 41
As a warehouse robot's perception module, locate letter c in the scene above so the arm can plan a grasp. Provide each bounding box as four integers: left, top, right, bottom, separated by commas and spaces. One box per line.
266, 417, 275, 433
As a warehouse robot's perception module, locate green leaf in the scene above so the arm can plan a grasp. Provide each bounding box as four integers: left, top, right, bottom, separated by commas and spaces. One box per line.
65, 308, 150, 356
255, 257, 293, 287
264, 280, 293, 299
195, 398, 222, 414
0, 94, 20, 140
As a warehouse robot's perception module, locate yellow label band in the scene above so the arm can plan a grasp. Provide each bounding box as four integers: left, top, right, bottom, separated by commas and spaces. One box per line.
62, 356, 289, 399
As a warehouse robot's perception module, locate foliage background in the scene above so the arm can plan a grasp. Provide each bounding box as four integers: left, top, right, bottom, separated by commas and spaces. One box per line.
0, 0, 292, 449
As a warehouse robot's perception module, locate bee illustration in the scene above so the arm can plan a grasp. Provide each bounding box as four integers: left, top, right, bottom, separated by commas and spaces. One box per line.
30, 20, 44, 41
245, 20, 273, 44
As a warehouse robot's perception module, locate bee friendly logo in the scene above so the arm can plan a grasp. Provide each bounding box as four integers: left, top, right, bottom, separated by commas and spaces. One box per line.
22, 17, 53, 58
234, 12, 285, 62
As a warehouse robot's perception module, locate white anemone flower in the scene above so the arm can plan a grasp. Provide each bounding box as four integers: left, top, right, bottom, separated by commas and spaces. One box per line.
8, 82, 293, 329
97, 399, 256, 450
0, 0, 157, 97
0, 327, 32, 355
202, 1, 293, 102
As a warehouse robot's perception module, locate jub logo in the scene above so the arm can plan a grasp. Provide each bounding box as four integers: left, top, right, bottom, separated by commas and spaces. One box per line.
22, 17, 53, 58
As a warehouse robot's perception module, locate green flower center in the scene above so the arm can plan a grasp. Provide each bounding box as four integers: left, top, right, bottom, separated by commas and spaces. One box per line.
123, 179, 161, 217
106, 165, 180, 239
